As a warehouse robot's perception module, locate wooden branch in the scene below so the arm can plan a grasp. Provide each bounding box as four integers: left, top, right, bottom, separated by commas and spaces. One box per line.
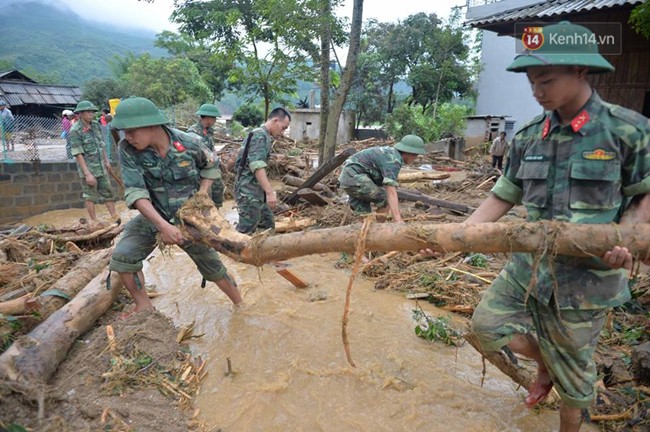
397, 172, 451, 182
0, 268, 123, 383
398, 187, 475, 214
275, 217, 317, 233
464, 332, 535, 392
283, 147, 355, 205
32, 222, 122, 243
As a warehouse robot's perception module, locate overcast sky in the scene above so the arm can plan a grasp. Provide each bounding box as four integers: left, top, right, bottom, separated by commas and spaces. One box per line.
55, 0, 466, 33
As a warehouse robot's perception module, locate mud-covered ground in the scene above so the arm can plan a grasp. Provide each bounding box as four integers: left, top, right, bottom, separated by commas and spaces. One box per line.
1, 137, 648, 431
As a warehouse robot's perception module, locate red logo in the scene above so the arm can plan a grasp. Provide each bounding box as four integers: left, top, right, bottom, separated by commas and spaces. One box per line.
522, 26, 544, 51
173, 141, 186, 152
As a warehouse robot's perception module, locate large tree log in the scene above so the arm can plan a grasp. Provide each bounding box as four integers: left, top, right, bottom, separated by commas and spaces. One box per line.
0, 248, 112, 319
178, 194, 650, 265
283, 147, 356, 204
0, 269, 123, 383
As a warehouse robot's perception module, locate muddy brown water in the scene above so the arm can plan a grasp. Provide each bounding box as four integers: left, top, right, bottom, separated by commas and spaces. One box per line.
24, 203, 599, 432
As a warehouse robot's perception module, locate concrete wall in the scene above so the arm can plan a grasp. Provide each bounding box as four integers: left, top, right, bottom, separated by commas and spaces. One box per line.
289, 109, 355, 144
1, 161, 98, 223
474, 31, 544, 133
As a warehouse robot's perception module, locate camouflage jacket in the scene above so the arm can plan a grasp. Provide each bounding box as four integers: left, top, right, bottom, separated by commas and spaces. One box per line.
119, 127, 219, 222
187, 121, 215, 151
69, 120, 107, 178
187, 121, 222, 180
338, 146, 404, 188
492, 91, 650, 310
234, 126, 272, 199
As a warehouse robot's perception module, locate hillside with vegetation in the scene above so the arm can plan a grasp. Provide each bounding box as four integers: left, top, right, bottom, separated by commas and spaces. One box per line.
0, 1, 165, 85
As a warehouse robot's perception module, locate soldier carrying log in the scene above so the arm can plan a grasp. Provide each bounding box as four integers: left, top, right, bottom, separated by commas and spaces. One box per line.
423, 21, 650, 432
108, 97, 243, 315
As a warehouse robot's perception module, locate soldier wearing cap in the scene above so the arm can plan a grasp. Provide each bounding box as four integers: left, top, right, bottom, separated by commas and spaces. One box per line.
338, 135, 426, 223
233, 107, 291, 234
69, 100, 119, 225
187, 103, 226, 208
109, 96, 242, 315
423, 22, 650, 431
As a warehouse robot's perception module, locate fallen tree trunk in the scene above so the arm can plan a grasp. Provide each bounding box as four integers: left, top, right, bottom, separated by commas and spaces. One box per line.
178, 194, 650, 265
398, 187, 475, 214
397, 171, 450, 182
0, 268, 123, 383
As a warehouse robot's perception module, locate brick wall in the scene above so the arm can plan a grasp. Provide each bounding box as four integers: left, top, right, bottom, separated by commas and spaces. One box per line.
0, 162, 119, 223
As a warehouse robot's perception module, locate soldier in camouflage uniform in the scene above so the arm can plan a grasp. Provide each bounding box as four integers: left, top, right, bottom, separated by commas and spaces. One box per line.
338, 135, 425, 222
109, 97, 242, 314
423, 22, 650, 432
187, 103, 225, 208
69, 100, 119, 225
234, 107, 291, 234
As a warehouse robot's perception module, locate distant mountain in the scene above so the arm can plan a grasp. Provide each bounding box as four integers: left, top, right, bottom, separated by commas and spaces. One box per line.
0, 1, 165, 85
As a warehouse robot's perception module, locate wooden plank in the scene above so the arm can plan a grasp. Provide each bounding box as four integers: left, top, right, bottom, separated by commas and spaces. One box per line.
273, 264, 309, 288
283, 147, 356, 205
296, 188, 332, 206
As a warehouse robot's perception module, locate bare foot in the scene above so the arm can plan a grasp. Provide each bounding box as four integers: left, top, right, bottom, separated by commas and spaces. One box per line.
119, 305, 154, 321
525, 367, 554, 408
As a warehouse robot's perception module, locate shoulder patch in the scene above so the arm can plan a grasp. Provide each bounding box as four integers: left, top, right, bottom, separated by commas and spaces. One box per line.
516, 113, 546, 134
606, 103, 650, 132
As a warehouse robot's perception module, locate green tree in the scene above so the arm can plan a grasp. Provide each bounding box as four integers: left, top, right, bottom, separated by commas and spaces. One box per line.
348, 49, 387, 127
169, 0, 321, 118
630, 1, 650, 38
385, 102, 471, 142
232, 103, 264, 128
82, 78, 129, 109
123, 54, 212, 107
155, 30, 233, 100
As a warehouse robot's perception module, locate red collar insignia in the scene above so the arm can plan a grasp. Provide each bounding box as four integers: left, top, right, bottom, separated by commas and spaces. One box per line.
541, 117, 551, 139
173, 141, 186, 152
570, 110, 590, 133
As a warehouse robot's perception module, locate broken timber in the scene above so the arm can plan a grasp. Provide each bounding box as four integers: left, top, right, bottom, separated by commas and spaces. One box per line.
283, 147, 355, 205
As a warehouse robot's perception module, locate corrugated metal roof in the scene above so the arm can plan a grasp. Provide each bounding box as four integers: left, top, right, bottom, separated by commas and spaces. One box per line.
467, 0, 644, 26
0, 80, 81, 107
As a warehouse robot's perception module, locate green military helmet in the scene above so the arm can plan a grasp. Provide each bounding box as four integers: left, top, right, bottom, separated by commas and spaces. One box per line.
111, 96, 169, 130
195, 103, 221, 118
394, 134, 426, 155
74, 100, 99, 113
507, 21, 614, 74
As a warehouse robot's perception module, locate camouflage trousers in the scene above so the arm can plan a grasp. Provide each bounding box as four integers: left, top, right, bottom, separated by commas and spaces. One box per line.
81, 174, 115, 204
234, 194, 275, 234
109, 214, 228, 281
340, 174, 387, 214
471, 267, 606, 408
211, 177, 225, 208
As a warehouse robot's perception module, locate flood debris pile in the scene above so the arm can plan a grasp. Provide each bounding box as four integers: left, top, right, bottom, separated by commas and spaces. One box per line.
0, 221, 122, 352
0, 310, 206, 431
